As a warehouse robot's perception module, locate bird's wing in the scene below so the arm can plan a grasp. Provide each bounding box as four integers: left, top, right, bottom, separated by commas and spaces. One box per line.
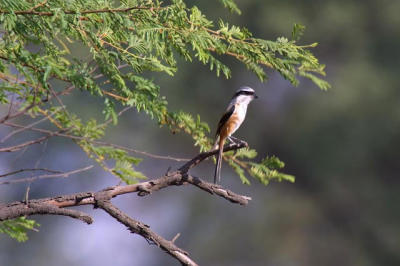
215, 104, 235, 138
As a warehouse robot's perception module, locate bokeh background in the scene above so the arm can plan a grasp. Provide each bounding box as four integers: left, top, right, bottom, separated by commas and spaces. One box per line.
1, 0, 400, 265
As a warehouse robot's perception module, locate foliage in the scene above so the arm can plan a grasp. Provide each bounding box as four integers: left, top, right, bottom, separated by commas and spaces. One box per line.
0, 217, 40, 242
0, 0, 328, 240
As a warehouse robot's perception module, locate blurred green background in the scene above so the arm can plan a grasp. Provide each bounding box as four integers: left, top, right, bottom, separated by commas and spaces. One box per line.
1, 0, 399, 265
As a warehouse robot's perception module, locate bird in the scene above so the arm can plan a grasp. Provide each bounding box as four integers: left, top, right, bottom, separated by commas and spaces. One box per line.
213, 86, 258, 183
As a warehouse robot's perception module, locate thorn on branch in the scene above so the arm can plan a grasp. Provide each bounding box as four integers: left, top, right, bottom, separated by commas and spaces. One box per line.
172, 233, 181, 243
165, 166, 172, 176
136, 184, 152, 196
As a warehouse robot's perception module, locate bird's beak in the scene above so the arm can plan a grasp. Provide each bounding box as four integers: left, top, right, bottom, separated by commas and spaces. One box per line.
254, 94, 259, 99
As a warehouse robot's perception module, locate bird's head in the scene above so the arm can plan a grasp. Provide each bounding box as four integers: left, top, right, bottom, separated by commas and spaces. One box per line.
232, 86, 258, 105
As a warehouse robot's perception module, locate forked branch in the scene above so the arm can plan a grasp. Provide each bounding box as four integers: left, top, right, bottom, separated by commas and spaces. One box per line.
0, 142, 250, 265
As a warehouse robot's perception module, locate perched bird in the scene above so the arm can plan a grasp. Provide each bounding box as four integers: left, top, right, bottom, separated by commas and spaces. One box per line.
214, 86, 258, 183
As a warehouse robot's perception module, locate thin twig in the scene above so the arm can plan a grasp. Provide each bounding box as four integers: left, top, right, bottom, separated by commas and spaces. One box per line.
0, 102, 36, 124
3, 122, 190, 161
6, 93, 15, 118
0, 72, 34, 88
28, 0, 48, 12
207, 47, 273, 68
0, 126, 70, 152
0, 165, 93, 185
47, 83, 71, 119
1, 111, 56, 143
0, 168, 62, 178
0, 134, 52, 152
97, 106, 133, 128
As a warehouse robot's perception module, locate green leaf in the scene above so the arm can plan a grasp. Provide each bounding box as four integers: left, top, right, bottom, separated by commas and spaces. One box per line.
233, 148, 258, 159
249, 156, 295, 185
228, 160, 251, 185
113, 160, 147, 184
0, 217, 40, 242
292, 23, 306, 41
218, 0, 242, 15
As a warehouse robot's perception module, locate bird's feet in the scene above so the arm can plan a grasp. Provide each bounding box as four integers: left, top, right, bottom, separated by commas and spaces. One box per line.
228, 136, 248, 147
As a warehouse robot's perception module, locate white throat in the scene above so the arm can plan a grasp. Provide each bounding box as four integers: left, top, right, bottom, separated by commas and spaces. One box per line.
226, 95, 254, 135
229, 94, 254, 107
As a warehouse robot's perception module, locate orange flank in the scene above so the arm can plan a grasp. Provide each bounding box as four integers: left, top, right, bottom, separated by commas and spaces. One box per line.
218, 112, 241, 145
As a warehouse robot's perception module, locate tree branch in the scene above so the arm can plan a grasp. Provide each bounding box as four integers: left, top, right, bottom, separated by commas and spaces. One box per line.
95, 199, 197, 266
0, 142, 250, 213
183, 175, 251, 205
0, 202, 93, 224
0, 142, 249, 265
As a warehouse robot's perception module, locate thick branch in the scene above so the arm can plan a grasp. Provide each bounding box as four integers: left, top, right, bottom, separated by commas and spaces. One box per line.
27, 203, 93, 224
95, 199, 197, 266
0, 142, 249, 265
0, 202, 92, 224
0, 142, 250, 219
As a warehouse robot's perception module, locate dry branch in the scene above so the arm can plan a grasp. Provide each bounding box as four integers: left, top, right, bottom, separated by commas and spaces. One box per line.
0, 142, 250, 265
96, 199, 198, 266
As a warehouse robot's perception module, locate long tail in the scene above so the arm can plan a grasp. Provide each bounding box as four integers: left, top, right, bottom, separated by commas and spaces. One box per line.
214, 139, 225, 183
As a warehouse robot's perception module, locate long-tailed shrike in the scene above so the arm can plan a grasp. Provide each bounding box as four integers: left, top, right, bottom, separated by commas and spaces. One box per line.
213, 86, 258, 183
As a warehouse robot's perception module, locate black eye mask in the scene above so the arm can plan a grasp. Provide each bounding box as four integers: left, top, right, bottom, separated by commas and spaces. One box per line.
233, 90, 255, 98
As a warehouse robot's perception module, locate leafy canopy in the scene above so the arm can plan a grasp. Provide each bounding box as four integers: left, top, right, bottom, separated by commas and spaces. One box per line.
0, 0, 329, 240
